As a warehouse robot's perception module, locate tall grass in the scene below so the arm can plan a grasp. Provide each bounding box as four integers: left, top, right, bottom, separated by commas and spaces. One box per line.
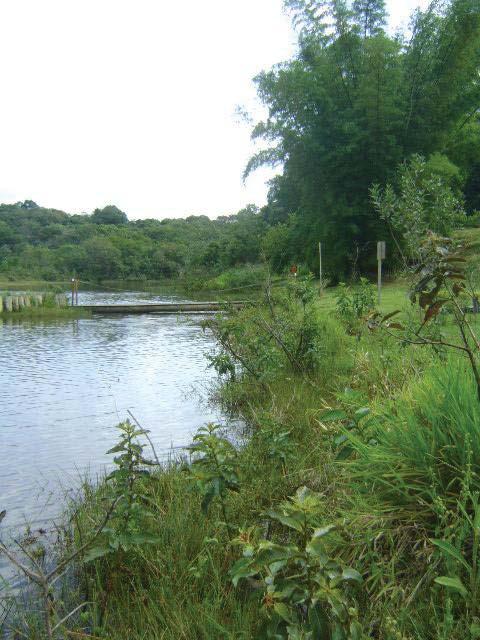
348, 358, 480, 525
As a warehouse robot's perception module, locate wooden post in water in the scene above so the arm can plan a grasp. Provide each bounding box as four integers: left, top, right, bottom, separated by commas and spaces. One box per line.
377, 241, 386, 305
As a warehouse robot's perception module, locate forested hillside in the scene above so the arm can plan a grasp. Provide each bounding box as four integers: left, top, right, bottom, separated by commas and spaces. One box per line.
0, 202, 266, 282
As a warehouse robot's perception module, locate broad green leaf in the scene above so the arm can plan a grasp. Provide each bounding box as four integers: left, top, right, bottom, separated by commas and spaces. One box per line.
335, 445, 355, 461
306, 538, 329, 564
354, 407, 370, 420
350, 620, 364, 640
267, 510, 303, 532
273, 602, 292, 623
474, 507, 480, 535
106, 442, 127, 454
201, 488, 215, 514
312, 524, 336, 539
434, 576, 468, 597
341, 568, 363, 583
230, 558, 258, 587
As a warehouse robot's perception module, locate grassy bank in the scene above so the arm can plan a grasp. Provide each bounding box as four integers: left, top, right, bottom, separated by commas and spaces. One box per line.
0, 306, 90, 320
4, 255, 480, 638
75, 277, 479, 638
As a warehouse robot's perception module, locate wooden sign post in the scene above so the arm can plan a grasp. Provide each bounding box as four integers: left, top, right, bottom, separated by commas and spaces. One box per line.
377, 241, 386, 305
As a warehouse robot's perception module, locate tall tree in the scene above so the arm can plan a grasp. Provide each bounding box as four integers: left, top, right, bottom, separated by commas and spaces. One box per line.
247, 0, 480, 276
352, 0, 387, 38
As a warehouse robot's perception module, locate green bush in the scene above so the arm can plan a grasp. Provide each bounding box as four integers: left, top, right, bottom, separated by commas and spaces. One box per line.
202, 265, 268, 292
207, 279, 350, 381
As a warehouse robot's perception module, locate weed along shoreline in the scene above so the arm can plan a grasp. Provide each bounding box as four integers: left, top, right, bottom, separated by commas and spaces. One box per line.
3, 257, 480, 639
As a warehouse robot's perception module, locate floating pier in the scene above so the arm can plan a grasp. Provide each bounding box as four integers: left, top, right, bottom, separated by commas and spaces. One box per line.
78, 301, 245, 315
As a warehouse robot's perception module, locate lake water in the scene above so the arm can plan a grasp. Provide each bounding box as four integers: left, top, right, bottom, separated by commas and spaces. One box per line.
0, 290, 227, 543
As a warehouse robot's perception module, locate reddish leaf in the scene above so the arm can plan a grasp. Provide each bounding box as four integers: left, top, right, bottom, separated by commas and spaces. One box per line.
419, 292, 435, 309
424, 300, 449, 322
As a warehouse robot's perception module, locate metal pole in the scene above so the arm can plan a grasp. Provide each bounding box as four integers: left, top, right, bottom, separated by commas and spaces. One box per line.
377, 258, 382, 305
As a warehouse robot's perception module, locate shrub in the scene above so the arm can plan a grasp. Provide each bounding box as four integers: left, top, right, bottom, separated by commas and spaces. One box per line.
335, 278, 376, 336
207, 279, 349, 381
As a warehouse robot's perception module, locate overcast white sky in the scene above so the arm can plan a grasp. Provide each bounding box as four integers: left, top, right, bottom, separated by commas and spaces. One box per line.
0, 0, 429, 220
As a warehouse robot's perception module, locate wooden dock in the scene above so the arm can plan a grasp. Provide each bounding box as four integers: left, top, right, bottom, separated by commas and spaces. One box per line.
79, 301, 244, 315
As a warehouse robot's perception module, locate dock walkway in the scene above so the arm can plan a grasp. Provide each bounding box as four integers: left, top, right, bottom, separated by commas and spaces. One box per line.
79, 301, 244, 314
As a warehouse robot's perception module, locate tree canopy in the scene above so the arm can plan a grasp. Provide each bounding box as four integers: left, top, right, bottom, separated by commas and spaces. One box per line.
248, 0, 480, 276
0, 202, 266, 282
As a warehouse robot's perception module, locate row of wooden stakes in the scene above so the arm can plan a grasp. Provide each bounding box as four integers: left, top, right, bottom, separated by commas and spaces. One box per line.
0, 293, 68, 312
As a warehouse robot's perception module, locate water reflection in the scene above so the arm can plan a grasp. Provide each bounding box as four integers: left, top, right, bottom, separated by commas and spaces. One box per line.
0, 292, 223, 534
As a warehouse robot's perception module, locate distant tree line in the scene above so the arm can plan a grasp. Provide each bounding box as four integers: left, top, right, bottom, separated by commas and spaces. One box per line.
0, 202, 267, 282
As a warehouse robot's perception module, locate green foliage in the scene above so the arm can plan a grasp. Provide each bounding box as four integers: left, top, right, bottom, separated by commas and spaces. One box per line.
318, 394, 374, 460
348, 360, 480, 524
251, 416, 297, 474
432, 489, 480, 629
187, 424, 240, 535
372, 155, 466, 259
91, 205, 128, 225
369, 231, 480, 400
197, 264, 268, 292
208, 278, 348, 381
206, 351, 237, 380
335, 278, 376, 335
249, 0, 480, 275
84, 420, 160, 561
15, 276, 480, 639
230, 487, 364, 639
0, 202, 267, 282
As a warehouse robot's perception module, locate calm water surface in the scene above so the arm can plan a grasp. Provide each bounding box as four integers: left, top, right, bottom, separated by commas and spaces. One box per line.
0, 290, 227, 539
